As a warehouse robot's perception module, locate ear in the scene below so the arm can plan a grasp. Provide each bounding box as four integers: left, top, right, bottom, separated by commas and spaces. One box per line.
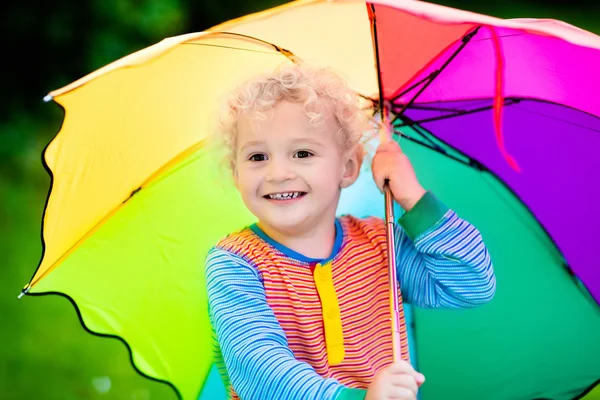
340, 145, 363, 189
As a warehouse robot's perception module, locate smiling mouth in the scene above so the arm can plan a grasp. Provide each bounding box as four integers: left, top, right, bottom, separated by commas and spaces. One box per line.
263, 192, 307, 200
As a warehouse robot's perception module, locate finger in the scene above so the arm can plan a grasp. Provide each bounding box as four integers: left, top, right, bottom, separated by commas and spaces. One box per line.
389, 374, 418, 394
386, 361, 417, 374
386, 362, 423, 382
387, 386, 417, 400
376, 139, 402, 154
371, 158, 388, 193
416, 373, 426, 387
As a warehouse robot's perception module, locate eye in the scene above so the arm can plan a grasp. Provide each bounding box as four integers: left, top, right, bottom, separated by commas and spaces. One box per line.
294, 150, 314, 159
248, 153, 267, 162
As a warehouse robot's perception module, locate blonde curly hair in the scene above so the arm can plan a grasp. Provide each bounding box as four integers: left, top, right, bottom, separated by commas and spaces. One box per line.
216, 62, 373, 170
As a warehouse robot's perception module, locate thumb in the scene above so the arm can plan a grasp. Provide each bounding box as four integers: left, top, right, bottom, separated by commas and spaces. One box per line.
375, 138, 401, 154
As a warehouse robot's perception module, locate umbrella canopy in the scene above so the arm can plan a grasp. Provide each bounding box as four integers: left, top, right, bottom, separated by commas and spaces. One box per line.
22, 0, 600, 399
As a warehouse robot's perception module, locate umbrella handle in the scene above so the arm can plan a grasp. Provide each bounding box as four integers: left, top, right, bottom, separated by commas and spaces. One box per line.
384, 180, 402, 362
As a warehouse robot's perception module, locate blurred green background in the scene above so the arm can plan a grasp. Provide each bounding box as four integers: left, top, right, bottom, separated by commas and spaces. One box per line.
1, 1, 598, 399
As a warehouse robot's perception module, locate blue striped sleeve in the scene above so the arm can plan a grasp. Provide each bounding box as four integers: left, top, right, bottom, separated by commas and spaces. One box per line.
205, 247, 354, 400
394, 192, 496, 308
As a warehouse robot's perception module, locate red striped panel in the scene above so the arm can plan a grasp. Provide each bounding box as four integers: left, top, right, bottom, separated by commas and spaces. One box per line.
218, 216, 409, 399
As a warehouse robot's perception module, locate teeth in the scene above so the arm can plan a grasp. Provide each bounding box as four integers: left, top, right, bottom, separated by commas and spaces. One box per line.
269, 192, 301, 200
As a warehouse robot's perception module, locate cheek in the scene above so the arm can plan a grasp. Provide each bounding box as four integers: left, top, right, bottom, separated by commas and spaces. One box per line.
323, 155, 346, 176
311, 160, 344, 188
235, 168, 260, 194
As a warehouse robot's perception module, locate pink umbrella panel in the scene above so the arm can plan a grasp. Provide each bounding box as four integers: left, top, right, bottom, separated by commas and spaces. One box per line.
369, 4, 600, 304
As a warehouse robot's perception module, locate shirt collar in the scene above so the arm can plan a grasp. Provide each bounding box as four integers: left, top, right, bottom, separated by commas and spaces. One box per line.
249, 219, 344, 264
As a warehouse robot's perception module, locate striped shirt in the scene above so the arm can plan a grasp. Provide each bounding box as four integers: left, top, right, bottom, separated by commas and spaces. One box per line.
205, 192, 495, 400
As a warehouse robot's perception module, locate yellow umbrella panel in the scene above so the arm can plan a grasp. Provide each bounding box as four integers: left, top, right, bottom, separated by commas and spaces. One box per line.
24, 34, 311, 400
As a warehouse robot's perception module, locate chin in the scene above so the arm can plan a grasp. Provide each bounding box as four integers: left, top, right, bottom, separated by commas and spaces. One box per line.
262, 214, 312, 233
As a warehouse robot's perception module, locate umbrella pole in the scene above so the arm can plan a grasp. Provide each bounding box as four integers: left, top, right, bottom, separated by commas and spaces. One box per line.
369, 3, 402, 363
384, 180, 402, 362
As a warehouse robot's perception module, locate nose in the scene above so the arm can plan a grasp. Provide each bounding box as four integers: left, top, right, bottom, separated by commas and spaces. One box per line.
265, 156, 296, 183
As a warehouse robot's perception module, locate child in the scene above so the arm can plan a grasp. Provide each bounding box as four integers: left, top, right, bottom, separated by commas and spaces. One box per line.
205, 63, 495, 400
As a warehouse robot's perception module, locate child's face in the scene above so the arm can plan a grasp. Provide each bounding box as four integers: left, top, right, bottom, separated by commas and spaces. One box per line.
234, 100, 359, 235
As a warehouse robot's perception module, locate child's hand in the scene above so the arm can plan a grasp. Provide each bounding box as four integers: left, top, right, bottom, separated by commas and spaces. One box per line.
365, 361, 425, 400
372, 140, 426, 211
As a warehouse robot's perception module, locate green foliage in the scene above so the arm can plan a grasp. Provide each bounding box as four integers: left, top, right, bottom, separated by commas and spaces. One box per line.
86, 0, 187, 70
1, 0, 598, 399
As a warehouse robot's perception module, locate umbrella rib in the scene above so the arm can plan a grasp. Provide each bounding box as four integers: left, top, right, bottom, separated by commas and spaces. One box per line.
409, 124, 443, 152
399, 104, 468, 113
184, 42, 283, 55
368, 3, 388, 120
391, 26, 482, 121
512, 103, 600, 133
391, 113, 444, 152
394, 98, 520, 127
394, 98, 600, 134
190, 31, 300, 62
190, 31, 378, 105
24, 139, 208, 293
194, 30, 379, 108
470, 32, 526, 42
23, 198, 135, 293
395, 116, 589, 289
405, 122, 446, 154
392, 123, 483, 170
391, 73, 438, 106
393, 130, 475, 168
400, 99, 492, 112
141, 140, 207, 188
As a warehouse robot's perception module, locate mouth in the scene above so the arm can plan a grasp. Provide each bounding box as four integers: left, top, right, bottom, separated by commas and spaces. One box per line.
263, 191, 307, 201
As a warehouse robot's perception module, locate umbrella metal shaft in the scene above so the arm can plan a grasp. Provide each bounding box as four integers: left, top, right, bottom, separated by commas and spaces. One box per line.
384, 181, 402, 362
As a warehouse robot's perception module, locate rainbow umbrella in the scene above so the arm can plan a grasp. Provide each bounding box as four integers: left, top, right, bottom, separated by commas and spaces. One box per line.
21, 0, 600, 399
